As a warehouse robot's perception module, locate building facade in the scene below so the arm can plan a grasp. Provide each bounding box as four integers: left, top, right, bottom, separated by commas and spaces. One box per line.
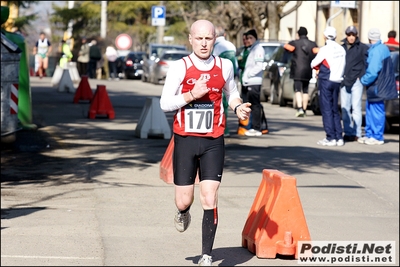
273, 1, 399, 46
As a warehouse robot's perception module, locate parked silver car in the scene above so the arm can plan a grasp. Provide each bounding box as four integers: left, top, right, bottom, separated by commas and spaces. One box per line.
149, 50, 191, 85
237, 41, 283, 99
141, 44, 187, 83
261, 44, 293, 105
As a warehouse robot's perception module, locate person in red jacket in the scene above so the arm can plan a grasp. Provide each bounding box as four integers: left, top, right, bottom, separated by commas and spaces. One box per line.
384, 30, 399, 51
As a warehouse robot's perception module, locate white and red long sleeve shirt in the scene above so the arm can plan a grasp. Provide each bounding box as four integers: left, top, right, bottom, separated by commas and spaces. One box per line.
160, 53, 240, 138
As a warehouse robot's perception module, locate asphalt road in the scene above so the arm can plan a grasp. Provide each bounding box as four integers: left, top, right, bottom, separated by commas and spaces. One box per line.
1, 76, 399, 266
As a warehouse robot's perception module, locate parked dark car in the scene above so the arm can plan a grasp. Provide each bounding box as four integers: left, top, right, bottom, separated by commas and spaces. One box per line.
115, 55, 125, 79
149, 50, 191, 85
124, 51, 147, 79
141, 44, 187, 83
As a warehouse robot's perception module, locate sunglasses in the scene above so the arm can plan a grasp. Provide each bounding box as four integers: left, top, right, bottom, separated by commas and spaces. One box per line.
346, 33, 357, 37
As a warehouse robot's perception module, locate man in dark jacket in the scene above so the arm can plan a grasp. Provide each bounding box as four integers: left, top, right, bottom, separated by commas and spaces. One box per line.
284, 26, 319, 117
358, 28, 397, 145
88, 40, 102, 79
340, 26, 369, 142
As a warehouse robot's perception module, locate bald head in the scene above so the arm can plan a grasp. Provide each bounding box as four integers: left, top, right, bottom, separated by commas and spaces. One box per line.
189, 20, 216, 60
190, 20, 215, 37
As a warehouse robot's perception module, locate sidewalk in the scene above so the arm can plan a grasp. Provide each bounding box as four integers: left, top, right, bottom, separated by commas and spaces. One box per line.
1, 77, 399, 266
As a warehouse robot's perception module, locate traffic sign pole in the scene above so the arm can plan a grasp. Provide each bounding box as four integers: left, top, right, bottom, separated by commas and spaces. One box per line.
152, 4, 166, 43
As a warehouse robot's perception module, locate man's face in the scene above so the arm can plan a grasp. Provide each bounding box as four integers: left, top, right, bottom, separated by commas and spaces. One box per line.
189, 24, 215, 60
242, 35, 250, 47
40, 33, 45, 40
245, 34, 256, 46
346, 33, 357, 44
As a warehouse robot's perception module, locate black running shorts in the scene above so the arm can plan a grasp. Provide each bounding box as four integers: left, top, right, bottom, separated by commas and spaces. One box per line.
173, 134, 225, 186
294, 80, 310, 94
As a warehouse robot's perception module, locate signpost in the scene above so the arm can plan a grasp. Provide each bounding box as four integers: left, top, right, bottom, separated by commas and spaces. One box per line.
330, 1, 357, 9
151, 6, 166, 26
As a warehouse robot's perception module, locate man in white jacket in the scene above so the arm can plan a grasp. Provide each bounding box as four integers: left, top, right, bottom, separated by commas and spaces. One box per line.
242, 29, 266, 136
311, 26, 346, 147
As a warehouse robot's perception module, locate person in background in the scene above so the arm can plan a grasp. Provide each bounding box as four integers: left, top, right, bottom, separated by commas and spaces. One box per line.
237, 32, 251, 101
384, 30, 399, 51
159, 19, 251, 266
241, 29, 266, 137
33, 31, 52, 78
77, 37, 89, 77
59, 39, 73, 68
96, 55, 105, 80
236, 33, 252, 135
358, 28, 397, 145
283, 26, 319, 117
212, 26, 238, 137
311, 26, 346, 147
105, 45, 119, 81
340, 26, 369, 142
88, 40, 102, 79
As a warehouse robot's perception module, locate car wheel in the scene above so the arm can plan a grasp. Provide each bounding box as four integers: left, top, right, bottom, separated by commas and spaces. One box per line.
260, 90, 267, 102
292, 94, 297, 109
270, 82, 279, 105
278, 87, 287, 107
384, 119, 392, 133
310, 89, 321, 115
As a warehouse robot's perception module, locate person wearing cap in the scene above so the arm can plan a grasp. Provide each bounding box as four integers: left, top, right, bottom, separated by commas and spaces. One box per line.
311, 26, 346, 147
340, 26, 369, 142
242, 29, 267, 136
358, 28, 397, 145
77, 37, 89, 77
284, 26, 319, 117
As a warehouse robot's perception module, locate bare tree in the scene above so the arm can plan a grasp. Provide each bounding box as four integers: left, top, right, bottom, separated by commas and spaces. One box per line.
238, 1, 303, 41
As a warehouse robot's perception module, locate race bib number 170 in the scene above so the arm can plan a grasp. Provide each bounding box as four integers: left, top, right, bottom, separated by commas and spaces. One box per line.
184, 102, 214, 133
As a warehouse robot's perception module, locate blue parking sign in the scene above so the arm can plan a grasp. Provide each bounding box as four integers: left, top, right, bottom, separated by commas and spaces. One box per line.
152, 6, 166, 26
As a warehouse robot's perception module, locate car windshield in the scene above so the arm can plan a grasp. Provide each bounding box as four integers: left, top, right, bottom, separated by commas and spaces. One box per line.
151, 46, 186, 57
273, 46, 292, 63
263, 46, 280, 60
162, 52, 189, 61
127, 53, 145, 62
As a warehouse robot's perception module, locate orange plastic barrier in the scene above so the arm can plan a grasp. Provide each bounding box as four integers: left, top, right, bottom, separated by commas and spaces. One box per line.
88, 85, 115, 119
160, 137, 199, 184
237, 118, 250, 135
73, 75, 93, 103
242, 169, 311, 259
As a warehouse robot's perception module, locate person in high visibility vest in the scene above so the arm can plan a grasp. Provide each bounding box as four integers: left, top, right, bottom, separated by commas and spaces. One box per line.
59, 39, 73, 68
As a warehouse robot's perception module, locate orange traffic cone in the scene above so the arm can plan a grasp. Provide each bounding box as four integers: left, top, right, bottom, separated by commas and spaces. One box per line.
73, 75, 93, 103
242, 169, 311, 259
160, 137, 199, 184
88, 85, 115, 119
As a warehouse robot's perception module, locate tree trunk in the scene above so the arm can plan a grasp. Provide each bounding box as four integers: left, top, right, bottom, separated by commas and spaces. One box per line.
267, 2, 280, 41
